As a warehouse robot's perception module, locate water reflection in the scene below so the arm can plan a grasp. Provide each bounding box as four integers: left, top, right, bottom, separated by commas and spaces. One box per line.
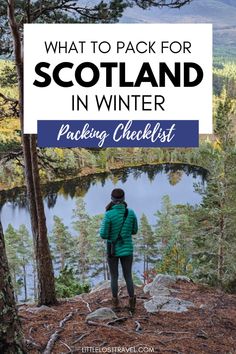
0, 163, 208, 301
0, 163, 207, 232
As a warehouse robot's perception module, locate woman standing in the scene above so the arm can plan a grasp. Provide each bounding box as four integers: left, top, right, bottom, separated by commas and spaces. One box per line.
100, 188, 138, 313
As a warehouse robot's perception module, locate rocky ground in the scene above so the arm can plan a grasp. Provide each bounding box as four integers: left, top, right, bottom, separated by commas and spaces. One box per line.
19, 277, 236, 354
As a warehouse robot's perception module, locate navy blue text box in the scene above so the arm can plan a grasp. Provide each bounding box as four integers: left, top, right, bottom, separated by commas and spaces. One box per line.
38, 120, 199, 148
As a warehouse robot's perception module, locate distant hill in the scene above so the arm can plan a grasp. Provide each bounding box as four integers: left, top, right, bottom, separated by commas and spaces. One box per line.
1, 1, 235, 58
121, 0, 236, 57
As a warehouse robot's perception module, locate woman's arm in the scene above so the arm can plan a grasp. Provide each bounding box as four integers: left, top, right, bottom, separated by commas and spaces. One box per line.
100, 213, 111, 239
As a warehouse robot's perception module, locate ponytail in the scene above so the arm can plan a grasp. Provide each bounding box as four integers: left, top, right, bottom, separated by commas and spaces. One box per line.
106, 201, 127, 212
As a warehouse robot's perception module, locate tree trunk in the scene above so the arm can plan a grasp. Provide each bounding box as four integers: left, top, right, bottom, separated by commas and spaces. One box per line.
33, 259, 38, 302
143, 255, 146, 277
60, 250, 65, 271
30, 135, 57, 305
105, 258, 110, 280
176, 246, 180, 275
218, 214, 225, 283
7, 0, 57, 306
103, 251, 109, 280
0, 221, 26, 354
13, 271, 18, 303
23, 264, 27, 302
103, 259, 106, 280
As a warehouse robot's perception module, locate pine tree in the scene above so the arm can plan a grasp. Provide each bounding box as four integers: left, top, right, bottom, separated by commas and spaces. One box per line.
154, 197, 195, 276
193, 93, 236, 286
5, 224, 33, 302
4, 224, 22, 301
87, 214, 110, 280
160, 205, 194, 275
0, 221, 25, 353
137, 214, 158, 277
50, 216, 74, 271
72, 198, 91, 282
154, 195, 177, 246
17, 225, 33, 302
167, 170, 183, 186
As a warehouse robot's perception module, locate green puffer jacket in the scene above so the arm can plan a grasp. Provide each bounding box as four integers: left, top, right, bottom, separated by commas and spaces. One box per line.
100, 203, 138, 257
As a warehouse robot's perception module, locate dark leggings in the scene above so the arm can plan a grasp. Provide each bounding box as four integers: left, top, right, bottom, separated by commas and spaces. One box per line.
107, 255, 134, 297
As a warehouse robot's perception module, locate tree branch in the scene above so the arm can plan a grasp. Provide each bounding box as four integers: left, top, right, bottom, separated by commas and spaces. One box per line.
30, 1, 125, 23
0, 91, 19, 117
0, 149, 23, 163
0, 92, 18, 104
134, 0, 192, 9
43, 311, 74, 354
86, 320, 138, 338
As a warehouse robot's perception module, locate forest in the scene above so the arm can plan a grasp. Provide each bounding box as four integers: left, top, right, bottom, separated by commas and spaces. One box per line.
0, 0, 236, 353
1, 56, 236, 353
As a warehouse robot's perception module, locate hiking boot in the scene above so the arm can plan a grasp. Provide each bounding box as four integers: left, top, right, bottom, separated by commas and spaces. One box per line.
128, 295, 136, 313
111, 296, 120, 310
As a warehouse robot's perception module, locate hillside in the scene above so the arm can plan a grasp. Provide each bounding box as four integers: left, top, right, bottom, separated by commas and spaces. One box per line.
121, 0, 236, 56
18, 277, 236, 353
1, 1, 236, 57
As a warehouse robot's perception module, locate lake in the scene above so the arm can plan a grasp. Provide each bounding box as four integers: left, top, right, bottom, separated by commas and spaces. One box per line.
0, 163, 207, 300
0, 163, 207, 232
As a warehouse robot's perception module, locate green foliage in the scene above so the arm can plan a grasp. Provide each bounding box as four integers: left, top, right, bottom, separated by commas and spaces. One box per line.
0, 61, 19, 120
154, 198, 195, 276
50, 216, 75, 271
49, 202, 108, 283
157, 237, 191, 276
144, 96, 236, 289
132, 272, 143, 286
167, 170, 183, 185
72, 198, 109, 281
86, 214, 107, 278
213, 61, 236, 98
0, 62, 17, 87
0, 56, 234, 191
192, 95, 236, 288
135, 213, 158, 275
72, 198, 92, 282
1, 51, 236, 294
0, 0, 192, 34
55, 266, 90, 298
17, 225, 33, 266
154, 195, 176, 244
4, 225, 22, 293
4, 224, 33, 300
214, 89, 235, 149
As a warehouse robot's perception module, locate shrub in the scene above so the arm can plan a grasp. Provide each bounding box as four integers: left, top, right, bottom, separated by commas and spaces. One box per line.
55, 266, 90, 298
